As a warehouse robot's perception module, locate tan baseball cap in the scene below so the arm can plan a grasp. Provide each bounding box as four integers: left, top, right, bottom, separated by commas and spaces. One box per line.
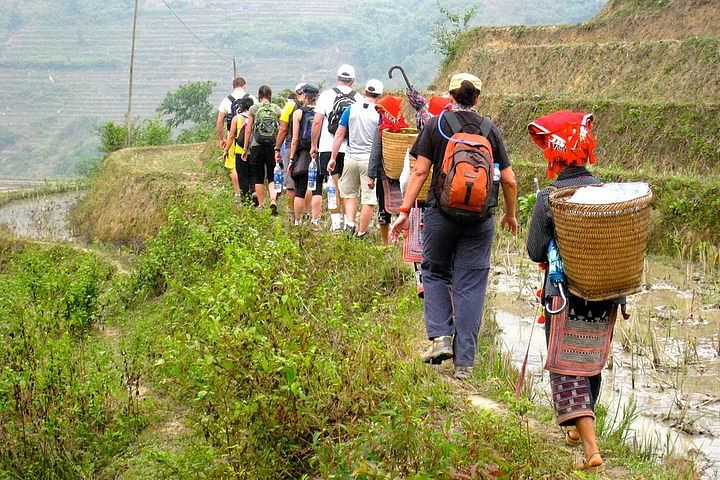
448, 73, 482, 92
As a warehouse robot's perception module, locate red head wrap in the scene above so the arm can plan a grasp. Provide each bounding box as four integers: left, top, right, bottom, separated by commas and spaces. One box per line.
376, 96, 409, 132
527, 110, 597, 178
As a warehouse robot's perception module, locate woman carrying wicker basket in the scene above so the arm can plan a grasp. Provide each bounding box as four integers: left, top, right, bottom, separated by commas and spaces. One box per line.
526, 110, 623, 474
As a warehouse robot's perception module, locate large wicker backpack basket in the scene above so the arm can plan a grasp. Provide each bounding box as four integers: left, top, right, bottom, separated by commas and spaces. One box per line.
382, 128, 418, 180
548, 186, 653, 301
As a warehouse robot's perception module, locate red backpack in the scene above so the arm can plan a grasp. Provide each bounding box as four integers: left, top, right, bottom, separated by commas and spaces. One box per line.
434, 111, 497, 223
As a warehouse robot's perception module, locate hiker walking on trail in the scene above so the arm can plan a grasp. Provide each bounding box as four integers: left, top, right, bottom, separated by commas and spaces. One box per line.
242, 85, 282, 215
275, 83, 306, 219
217, 77, 257, 197
311, 64, 363, 232
223, 96, 255, 201
288, 85, 320, 225
328, 79, 383, 238
216, 77, 257, 149
390, 73, 518, 380
526, 110, 617, 475
369, 95, 410, 245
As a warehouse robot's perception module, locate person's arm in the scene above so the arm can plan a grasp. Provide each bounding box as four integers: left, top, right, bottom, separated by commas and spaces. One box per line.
275, 121, 289, 162
499, 166, 519, 234
216, 111, 226, 148
310, 112, 324, 158
389, 155, 432, 242
527, 189, 554, 263
225, 116, 238, 155
242, 114, 254, 160
288, 109, 302, 172
327, 125, 347, 174
367, 129, 382, 188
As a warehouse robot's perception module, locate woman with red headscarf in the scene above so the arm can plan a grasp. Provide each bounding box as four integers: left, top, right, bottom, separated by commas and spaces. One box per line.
527, 110, 618, 474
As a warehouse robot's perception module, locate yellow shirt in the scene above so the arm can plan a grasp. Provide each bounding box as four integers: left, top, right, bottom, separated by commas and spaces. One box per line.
279, 99, 297, 124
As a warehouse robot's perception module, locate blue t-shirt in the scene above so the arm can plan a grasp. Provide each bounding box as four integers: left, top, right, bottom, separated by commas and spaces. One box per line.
339, 107, 351, 128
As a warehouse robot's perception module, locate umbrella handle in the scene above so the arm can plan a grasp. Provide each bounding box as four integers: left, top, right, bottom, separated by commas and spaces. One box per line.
388, 65, 412, 89
545, 284, 567, 315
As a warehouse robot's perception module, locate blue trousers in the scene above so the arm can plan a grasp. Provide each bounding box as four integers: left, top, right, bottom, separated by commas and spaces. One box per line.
421, 207, 494, 367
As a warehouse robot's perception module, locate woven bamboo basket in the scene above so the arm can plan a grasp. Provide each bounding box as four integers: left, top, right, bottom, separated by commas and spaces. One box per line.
409, 158, 433, 202
548, 186, 653, 301
382, 128, 418, 180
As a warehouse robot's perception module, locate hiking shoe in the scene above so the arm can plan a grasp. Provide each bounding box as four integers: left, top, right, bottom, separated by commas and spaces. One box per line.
422, 336, 453, 364
270, 203, 279, 216
454, 366, 473, 380
234, 194, 243, 204
251, 192, 259, 207
355, 231, 368, 240
344, 224, 356, 236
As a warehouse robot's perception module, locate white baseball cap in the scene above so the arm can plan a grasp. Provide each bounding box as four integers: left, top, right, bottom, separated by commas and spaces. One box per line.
294, 82, 306, 93
365, 79, 384, 95
337, 64, 355, 80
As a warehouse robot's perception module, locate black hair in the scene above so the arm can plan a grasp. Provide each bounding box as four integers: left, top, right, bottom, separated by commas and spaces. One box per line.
238, 96, 254, 113
258, 85, 272, 100
449, 80, 480, 107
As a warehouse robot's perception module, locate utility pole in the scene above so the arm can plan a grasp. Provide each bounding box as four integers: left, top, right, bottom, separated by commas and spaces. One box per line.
126, 0, 139, 146
233, 58, 237, 78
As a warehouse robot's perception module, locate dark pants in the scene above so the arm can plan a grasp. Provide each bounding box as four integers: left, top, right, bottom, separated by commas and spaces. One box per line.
235, 155, 252, 198
249, 144, 275, 185
375, 177, 392, 225
421, 207, 495, 367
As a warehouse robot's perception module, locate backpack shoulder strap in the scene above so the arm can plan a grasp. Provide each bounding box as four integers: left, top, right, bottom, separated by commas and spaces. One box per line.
228, 95, 235, 102
444, 111, 463, 136
332, 87, 342, 96
478, 117, 492, 138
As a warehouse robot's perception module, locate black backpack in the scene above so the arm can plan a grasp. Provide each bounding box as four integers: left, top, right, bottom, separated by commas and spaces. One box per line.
225, 93, 250, 131
298, 106, 316, 150
327, 87, 356, 135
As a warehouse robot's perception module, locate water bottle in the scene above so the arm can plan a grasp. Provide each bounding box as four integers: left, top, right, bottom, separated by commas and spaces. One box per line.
273, 163, 284, 193
493, 163, 501, 183
307, 157, 318, 191
547, 238, 566, 285
327, 176, 337, 210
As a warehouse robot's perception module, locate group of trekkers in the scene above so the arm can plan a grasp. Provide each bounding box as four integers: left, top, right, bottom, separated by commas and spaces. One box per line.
217, 66, 615, 474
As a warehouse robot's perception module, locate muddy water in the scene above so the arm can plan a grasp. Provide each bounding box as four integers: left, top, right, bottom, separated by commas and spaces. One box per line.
0, 179, 48, 192
0, 191, 82, 241
488, 258, 720, 478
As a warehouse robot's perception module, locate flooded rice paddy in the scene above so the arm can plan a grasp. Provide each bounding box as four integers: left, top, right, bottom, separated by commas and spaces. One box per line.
488, 252, 720, 478
0, 191, 81, 241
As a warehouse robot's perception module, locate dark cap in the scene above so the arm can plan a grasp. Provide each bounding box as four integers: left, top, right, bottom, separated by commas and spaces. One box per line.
302, 84, 319, 96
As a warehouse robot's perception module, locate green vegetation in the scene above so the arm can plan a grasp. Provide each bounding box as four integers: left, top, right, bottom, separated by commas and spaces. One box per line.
0, 240, 146, 477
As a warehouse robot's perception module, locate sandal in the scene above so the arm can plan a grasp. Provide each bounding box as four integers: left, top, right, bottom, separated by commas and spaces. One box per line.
565, 427, 581, 447
574, 452, 605, 473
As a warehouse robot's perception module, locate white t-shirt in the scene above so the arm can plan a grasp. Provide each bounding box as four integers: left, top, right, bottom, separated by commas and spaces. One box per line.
316, 85, 362, 153
340, 100, 380, 160
217, 88, 258, 114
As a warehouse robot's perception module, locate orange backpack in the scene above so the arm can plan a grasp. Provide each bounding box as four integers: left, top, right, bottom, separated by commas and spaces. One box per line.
434, 112, 497, 223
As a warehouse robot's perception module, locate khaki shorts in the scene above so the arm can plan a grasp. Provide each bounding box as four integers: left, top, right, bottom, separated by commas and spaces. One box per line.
339, 155, 377, 206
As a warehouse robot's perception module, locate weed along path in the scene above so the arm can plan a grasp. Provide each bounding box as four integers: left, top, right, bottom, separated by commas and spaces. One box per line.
486, 237, 720, 479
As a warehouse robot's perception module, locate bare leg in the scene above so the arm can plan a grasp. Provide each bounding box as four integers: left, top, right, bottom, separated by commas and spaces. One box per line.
357, 204, 374, 234
230, 168, 240, 195
311, 194, 322, 222
380, 224, 389, 246
344, 197, 358, 227
255, 184, 266, 206
286, 189, 295, 215
268, 181, 277, 205
293, 195, 306, 221
575, 417, 603, 468
332, 173, 344, 215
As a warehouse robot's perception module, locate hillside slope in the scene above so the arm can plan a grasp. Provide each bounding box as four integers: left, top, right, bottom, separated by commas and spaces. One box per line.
437, 0, 720, 175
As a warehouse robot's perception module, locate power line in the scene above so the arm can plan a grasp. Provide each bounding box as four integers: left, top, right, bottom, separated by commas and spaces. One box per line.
160, 0, 232, 65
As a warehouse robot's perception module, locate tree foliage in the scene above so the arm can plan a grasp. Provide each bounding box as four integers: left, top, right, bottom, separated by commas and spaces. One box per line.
156, 80, 215, 129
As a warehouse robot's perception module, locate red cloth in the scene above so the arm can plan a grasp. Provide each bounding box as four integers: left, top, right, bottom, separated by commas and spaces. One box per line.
527, 110, 597, 178
376, 96, 409, 132
428, 95, 451, 116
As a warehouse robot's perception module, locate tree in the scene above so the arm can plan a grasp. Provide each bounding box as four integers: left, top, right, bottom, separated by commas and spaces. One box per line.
156, 81, 215, 128
431, 1, 478, 59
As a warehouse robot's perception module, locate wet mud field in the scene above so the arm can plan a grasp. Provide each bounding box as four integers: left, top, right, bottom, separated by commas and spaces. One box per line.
488, 248, 720, 478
